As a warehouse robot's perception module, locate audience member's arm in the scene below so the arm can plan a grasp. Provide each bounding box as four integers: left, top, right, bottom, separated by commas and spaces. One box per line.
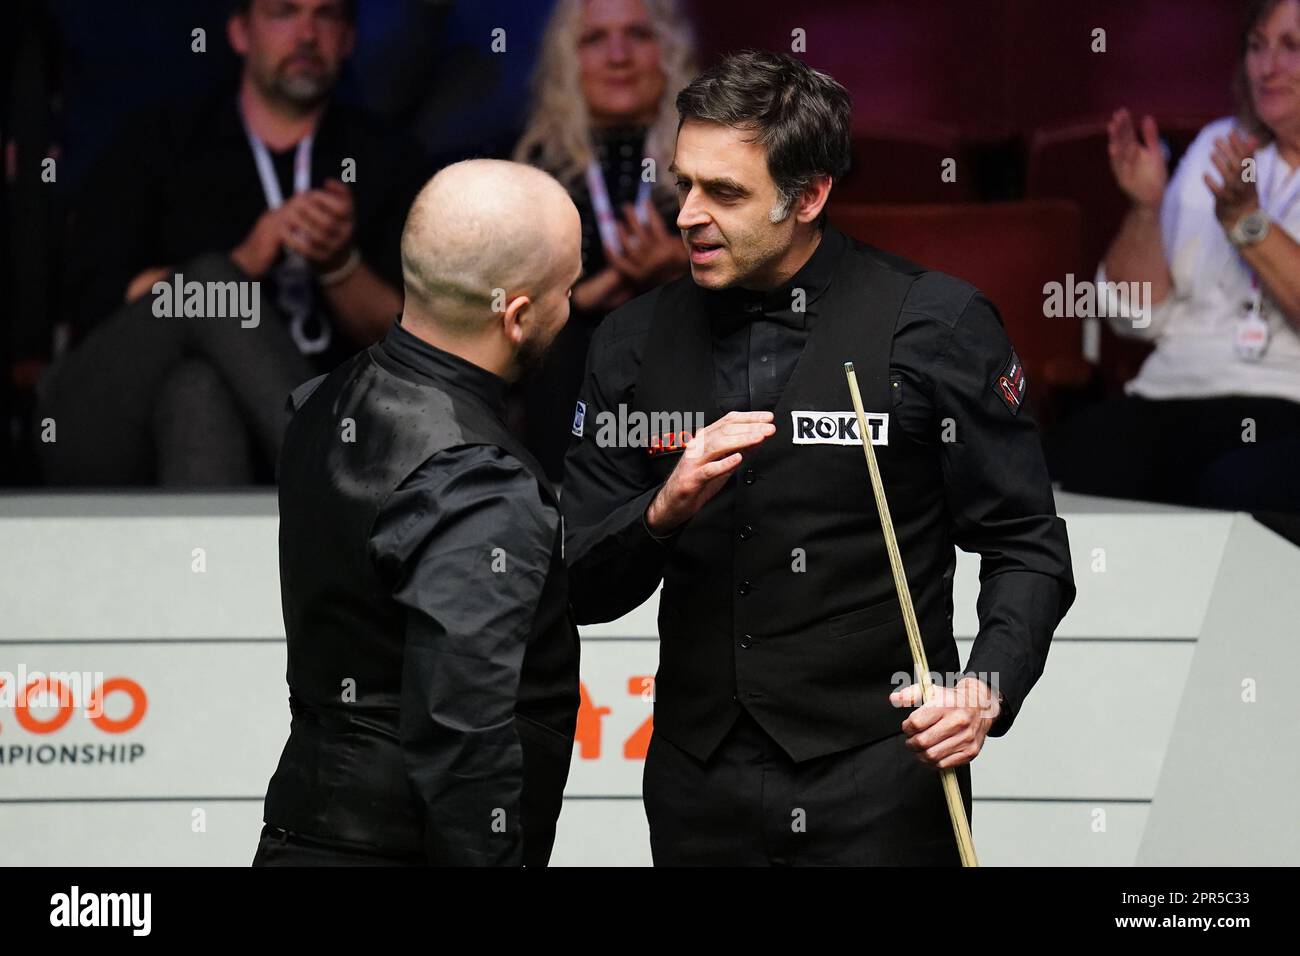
318, 262, 403, 341
1237, 227, 1300, 331
1101, 109, 1174, 306
1205, 127, 1300, 332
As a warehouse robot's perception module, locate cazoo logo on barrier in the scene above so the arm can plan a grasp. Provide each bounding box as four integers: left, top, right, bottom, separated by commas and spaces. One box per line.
576, 679, 655, 760
0, 673, 148, 766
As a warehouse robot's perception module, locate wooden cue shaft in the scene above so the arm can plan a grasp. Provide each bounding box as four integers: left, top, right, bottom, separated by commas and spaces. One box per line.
843, 362, 980, 868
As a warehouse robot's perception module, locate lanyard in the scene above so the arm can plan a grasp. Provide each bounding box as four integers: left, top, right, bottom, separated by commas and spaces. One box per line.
242, 116, 314, 209
239, 109, 331, 355
587, 160, 653, 256
1233, 149, 1300, 361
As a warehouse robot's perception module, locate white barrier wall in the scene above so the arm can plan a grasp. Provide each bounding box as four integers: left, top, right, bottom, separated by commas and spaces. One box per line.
0, 491, 1296, 866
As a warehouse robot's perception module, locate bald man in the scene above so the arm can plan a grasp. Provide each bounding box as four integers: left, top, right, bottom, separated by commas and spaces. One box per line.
254, 160, 584, 867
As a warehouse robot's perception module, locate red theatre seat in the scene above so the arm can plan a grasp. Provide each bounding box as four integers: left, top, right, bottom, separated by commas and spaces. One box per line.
835, 123, 976, 204
829, 200, 1085, 425
1025, 116, 1210, 272
1025, 116, 1209, 395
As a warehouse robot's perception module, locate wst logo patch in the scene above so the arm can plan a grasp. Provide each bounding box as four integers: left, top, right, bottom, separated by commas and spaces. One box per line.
571, 400, 587, 438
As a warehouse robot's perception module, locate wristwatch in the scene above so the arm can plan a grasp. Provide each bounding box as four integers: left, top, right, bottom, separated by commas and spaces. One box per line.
1229, 209, 1271, 248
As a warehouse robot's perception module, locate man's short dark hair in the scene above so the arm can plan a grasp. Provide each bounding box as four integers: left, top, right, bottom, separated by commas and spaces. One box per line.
675, 50, 852, 224
230, 0, 357, 22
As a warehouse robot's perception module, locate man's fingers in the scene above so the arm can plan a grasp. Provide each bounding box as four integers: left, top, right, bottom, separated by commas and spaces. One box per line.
890, 682, 923, 708
922, 727, 971, 764
715, 421, 777, 438
906, 711, 962, 753
712, 408, 769, 424
281, 222, 332, 259
682, 412, 776, 465
696, 452, 744, 482
905, 700, 944, 731
693, 424, 775, 460
284, 201, 334, 235
304, 187, 351, 216
298, 193, 352, 226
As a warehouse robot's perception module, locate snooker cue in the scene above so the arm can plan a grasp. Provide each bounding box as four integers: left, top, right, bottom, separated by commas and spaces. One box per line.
843, 361, 980, 868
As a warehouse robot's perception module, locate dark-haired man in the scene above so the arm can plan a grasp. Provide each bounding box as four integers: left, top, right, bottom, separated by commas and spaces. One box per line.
38, 0, 427, 485
562, 51, 1076, 866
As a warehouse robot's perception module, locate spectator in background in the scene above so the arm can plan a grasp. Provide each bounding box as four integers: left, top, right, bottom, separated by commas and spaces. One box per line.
511, 0, 695, 483
36, 0, 428, 486
1049, 0, 1300, 514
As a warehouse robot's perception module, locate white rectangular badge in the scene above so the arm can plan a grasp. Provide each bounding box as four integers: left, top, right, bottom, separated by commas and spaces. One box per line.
790, 410, 889, 446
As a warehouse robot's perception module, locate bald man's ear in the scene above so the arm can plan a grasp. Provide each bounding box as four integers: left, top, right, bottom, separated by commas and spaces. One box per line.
501, 294, 532, 347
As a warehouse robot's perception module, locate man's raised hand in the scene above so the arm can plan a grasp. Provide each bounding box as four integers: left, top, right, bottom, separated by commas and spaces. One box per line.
645, 410, 776, 535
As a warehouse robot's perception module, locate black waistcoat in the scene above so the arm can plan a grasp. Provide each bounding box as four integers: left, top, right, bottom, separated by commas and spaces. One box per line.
267, 344, 579, 858
635, 246, 959, 763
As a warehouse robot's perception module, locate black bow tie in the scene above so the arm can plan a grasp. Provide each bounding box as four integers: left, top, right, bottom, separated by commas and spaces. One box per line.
710, 286, 807, 335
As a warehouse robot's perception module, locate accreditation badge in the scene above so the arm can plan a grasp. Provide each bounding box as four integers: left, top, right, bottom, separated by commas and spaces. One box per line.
1235, 293, 1271, 362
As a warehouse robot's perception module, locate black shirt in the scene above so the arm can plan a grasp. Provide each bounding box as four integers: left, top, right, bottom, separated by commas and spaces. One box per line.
707, 224, 844, 413
64, 88, 430, 371
367, 320, 559, 865
562, 223, 1075, 736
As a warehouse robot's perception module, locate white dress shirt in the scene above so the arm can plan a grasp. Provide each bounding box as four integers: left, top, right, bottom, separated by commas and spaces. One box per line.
1097, 116, 1300, 404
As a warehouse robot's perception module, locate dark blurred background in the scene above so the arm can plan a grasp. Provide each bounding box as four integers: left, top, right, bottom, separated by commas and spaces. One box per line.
1, 0, 1244, 484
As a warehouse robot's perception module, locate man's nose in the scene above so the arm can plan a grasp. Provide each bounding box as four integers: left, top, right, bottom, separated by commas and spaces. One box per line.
295, 12, 320, 45
677, 191, 710, 232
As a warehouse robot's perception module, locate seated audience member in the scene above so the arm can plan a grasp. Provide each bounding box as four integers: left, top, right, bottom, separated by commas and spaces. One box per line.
37, 0, 427, 486
511, 0, 694, 483
1049, 0, 1300, 514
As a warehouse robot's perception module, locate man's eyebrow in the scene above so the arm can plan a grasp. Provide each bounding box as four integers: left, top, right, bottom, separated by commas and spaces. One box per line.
698, 176, 750, 194
667, 167, 749, 194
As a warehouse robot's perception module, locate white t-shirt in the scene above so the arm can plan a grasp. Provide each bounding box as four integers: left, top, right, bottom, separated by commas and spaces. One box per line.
1097, 116, 1300, 403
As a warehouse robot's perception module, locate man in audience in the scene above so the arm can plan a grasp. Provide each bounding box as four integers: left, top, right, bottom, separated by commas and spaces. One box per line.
37, 0, 428, 485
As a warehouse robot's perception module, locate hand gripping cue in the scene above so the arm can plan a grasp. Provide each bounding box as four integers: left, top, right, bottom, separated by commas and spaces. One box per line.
843, 362, 979, 868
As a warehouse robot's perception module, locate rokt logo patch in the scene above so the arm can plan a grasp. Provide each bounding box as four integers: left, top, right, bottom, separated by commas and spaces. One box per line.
790, 410, 889, 446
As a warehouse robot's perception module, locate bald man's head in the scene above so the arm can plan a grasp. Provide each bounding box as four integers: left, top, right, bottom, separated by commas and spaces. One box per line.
400, 159, 581, 339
